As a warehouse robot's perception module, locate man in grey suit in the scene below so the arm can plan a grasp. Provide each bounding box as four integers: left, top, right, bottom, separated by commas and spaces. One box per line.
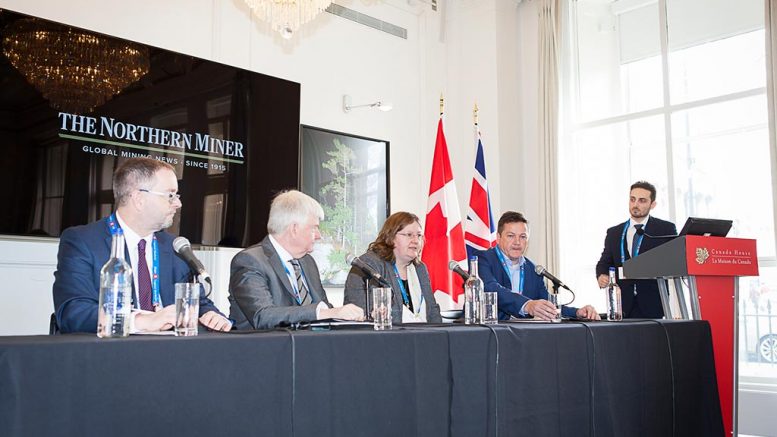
228, 190, 365, 329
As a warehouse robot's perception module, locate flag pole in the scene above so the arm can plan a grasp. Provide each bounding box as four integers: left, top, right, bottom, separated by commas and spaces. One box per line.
473, 103, 479, 143
424, 95, 467, 310
464, 103, 498, 257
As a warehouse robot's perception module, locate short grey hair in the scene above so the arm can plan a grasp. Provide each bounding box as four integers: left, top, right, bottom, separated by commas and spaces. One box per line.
113, 157, 176, 206
267, 190, 324, 235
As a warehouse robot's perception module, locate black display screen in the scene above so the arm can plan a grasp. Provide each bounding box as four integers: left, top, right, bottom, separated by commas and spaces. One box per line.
679, 217, 733, 237
0, 9, 300, 246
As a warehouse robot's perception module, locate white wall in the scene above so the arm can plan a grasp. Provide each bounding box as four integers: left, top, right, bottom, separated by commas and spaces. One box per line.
0, 0, 535, 335
0, 238, 58, 335
513, 0, 546, 263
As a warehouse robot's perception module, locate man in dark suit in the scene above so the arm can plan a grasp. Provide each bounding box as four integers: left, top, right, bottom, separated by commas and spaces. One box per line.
228, 190, 364, 329
478, 211, 599, 321
53, 157, 231, 333
596, 181, 677, 318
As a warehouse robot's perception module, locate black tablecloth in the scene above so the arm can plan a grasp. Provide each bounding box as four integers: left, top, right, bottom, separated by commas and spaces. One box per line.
0, 320, 723, 437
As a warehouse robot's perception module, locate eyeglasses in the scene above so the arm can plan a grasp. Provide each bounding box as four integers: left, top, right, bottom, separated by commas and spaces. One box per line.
139, 189, 181, 204
397, 232, 424, 241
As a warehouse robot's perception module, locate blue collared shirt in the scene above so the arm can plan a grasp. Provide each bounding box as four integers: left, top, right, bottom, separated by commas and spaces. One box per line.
496, 247, 530, 316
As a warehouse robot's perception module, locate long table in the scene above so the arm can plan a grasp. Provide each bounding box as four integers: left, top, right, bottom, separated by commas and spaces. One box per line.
0, 320, 723, 437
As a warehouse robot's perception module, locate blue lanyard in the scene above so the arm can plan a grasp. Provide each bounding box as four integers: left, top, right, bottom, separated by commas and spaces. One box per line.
393, 264, 424, 315
620, 219, 644, 263
393, 264, 411, 306
495, 248, 523, 293
107, 214, 161, 309
282, 262, 305, 304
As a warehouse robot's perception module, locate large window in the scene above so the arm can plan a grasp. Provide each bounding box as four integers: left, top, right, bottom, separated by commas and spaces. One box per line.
559, 0, 775, 420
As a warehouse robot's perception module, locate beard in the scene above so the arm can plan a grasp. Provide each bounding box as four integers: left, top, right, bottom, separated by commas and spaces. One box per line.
161, 217, 174, 230
631, 208, 649, 219
154, 211, 176, 231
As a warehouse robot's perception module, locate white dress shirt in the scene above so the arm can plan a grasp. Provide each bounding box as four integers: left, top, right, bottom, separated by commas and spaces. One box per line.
114, 212, 156, 332
626, 215, 649, 256
115, 211, 153, 309
268, 234, 326, 318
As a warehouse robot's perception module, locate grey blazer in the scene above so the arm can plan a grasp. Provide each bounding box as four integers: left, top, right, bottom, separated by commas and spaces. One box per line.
228, 236, 331, 330
343, 250, 442, 323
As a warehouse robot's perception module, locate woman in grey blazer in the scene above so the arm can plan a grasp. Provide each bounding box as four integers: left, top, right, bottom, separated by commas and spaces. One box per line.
344, 212, 442, 323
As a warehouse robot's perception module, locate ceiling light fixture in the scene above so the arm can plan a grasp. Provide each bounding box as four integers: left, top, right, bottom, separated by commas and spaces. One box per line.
243, 0, 334, 39
2, 18, 149, 113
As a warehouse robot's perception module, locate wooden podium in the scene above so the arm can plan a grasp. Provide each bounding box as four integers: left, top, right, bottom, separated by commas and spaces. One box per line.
623, 235, 758, 435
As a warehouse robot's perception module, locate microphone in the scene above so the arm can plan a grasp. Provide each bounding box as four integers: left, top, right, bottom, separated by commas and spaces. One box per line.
635, 227, 678, 240
173, 237, 212, 286
534, 265, 571, 291
346, 254, 392, 288
448, 260, 470, 281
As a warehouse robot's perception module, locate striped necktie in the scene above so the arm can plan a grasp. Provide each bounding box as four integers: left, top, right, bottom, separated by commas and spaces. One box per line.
137, 239, 154, 310
289, 259, 311, 305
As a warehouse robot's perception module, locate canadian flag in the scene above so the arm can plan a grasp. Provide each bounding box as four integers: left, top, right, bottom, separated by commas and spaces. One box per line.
422, 116, 467, 310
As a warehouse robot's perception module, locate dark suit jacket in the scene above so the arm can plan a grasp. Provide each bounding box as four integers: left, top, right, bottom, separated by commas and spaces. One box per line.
595, 216, 677, 318
52, 217, 220, 333
228, 236, 332, 330
476, 247, 578, 319
343, 250, 442, 323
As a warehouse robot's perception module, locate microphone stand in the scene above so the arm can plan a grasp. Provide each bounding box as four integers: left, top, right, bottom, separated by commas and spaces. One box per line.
196, 274, 212, 298
364, 277, 374, 322
548, 282, 562, 323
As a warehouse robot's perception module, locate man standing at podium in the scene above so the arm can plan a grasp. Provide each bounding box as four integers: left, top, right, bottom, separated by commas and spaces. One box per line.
596, 181, 677, 318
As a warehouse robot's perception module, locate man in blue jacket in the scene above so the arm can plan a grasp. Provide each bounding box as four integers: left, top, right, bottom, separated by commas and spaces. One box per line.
477, 211, 599, 321
52, 157, 231, 333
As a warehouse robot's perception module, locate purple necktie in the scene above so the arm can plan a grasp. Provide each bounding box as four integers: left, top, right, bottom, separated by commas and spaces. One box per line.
137, 239, 154, 310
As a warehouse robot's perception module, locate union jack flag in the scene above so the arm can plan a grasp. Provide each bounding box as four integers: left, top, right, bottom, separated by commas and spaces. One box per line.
464, 131, 497, 257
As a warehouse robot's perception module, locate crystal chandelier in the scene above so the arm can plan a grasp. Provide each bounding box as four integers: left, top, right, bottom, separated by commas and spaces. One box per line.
2, 18, 150, 114
243, 0, 334, 39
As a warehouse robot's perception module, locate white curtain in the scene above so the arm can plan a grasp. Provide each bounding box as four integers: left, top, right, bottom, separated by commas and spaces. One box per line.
537, 0, 561, 273
766, 0, 777, 252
